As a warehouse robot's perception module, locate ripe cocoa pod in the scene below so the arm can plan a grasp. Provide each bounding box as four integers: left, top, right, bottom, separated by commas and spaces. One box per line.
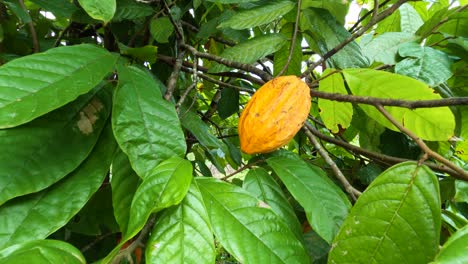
238, 75, 311, 154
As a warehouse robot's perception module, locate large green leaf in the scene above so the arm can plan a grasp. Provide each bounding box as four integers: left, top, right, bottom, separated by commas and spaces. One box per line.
146, 181, 215, 264
218, 1, 295, 30
0, 122, 116, 249
396, 42, 453, 86
112, 0, 153, 22
399, 3, 424, 34
0, 44, 116, 128
0, 240, 85, 264
267, 154, 351, 243
77, 0, 116, 23
113, 65, 186, 179
217, 87, 240, 119
361, 32, 417, 65
110, 150, 141, 234
125, 157, 192, 239
29, 0, 78, 18
150, 17, 174, 43
433, 224, 468, 264
343, 68, 455, 141
197, 178, 309, 264
301, 0, 349, 25
274, 23, 303, 76
209, 34, 287, 73
318, 69, 353, 133
243, 168, 303, 239
328, 162, 441, 264
300, 8, 368, 69
205, 0, 261, 3
0, 86, 112, 206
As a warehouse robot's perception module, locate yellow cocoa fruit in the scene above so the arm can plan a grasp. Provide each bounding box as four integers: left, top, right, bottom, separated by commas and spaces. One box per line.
238, 75, 311, 154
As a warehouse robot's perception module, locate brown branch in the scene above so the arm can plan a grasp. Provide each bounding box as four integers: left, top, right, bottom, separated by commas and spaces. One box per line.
301, 0, 409, 78
221, 159, 264, 180
18, 0, 39, 52
276, 0, 301, 77
304, 126, 362, 201
311, 90, 468, 108
181, 44, 273, 82
349, 0, 391, 33
375, 104, 468, 181
164, 50, 185, 101
304, 122, 461, 178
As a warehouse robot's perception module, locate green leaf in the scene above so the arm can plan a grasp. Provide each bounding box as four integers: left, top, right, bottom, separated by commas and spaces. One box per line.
343, 68, 456, 141
150, 17, 174, 43
180, 110, 226, 150
301, 0, 349, 25
113, 65, 186, 179
112, 0, 154, 22
209, 34, 287, 73
0, 122, 116, 249
399, 3, 424, 34
300, 8, 368, 69
110, 150, 141, 234
0, 240, 85, 264
274, 23, 303, 76
396, 42, 453, 86
120, 45, 158, 64
217, 87, 239, 119
0, 44, 117, 128
218, 1, 295, 30
433, 224, 468, 264
205, 0, 261, 3
318, 69, 353, 133
0, 86, 112, 206
29, 0, 78, 18
197, 178, 309, 264
267, 154, 351, 243
329, 162, 441, 264
77, 0, 116, 23
361, 32, 417, 64
125, 157, 192, 239
454, 180, 468, 203
146, 181, 215, 263
3, 0, 31, 23
243, 168, 303, 239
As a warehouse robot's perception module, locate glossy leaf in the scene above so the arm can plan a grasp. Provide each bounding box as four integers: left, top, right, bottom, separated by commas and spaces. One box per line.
29, 0, 78, 18
0, 44, 116, 128
343, 68, 455, 141
77, 0, 116, 23
197, 178, 309, 264
329, 162, 441, 264
267, 154, 351, 243
150, 17, 174, 43
112, 0, 153, 22
181, 110, 225, 150
243, 168, 303, 239
274, 23, 303, 76
0, 87, 112, 206
146, 181, 215, 264
361, 32, 417, 64
210, 34, 287, 73
205, 0, 261, 3
301, 0, 349, 25
433, 224, 468, 264
399, 3, 424, 34
110, 150, 141, 234
217, 87, 240, 119
318, 69, 353, 133
113, 65, 186, 179
0, 240, 85, 264
0, 122, 116, 249
125, 157, 192, 239
300, 8, 368, 69
396, 42, 453, 86
218, 1, 295, 30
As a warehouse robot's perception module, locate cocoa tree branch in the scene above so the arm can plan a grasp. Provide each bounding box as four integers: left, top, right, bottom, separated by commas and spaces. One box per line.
18, 0, 39, 52
304, 122, 462, 178
304, 126, 362, 201
276, 0, 301, 77
375, 104, 468, 181
311, 90, 468, 108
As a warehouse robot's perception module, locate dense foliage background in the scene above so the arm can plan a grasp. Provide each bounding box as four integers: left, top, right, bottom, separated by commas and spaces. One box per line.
0, 0, 467, 263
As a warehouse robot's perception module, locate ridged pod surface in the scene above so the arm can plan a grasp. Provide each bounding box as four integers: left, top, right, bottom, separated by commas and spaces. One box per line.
238, 76, 311, 154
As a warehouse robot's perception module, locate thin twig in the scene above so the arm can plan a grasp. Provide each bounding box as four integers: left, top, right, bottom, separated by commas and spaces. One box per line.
304, 122, 461, 178
221, 160, 264, 180
304, 126, 361, 201
18, 0, 39, 52
164, 50, 185, 101
176, 53, 199, 112
311, 90, 468, 109
276, 0, 301, 77
375, 104, 468, 181
301, 0, 408, 78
